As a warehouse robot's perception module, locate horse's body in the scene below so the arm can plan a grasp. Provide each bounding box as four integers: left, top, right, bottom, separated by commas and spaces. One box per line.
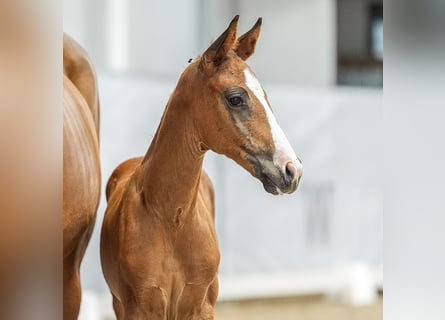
101, 16, 303, 320
63, 34, 101, 320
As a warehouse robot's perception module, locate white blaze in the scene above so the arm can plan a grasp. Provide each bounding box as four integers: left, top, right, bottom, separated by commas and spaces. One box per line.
243, 68, 302, 171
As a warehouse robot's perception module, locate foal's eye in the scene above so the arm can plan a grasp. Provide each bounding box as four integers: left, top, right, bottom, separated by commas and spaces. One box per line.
224, 87, 248, 110
228, 96, 243, 107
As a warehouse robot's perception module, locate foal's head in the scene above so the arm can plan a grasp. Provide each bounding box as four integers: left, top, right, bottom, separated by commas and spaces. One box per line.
180, 16, 303, 195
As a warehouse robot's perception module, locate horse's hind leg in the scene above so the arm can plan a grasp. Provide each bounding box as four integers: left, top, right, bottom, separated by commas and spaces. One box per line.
63, 224, 94, 320
63, 251, 81, 320
112, 294, 124, 320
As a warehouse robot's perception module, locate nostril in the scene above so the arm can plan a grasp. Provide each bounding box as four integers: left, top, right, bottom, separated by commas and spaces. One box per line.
285, 162, 296, 181
285, 165, 292, 178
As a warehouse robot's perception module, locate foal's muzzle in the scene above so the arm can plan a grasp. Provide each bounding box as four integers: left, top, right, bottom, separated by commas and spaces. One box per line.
250, 155, 303, 195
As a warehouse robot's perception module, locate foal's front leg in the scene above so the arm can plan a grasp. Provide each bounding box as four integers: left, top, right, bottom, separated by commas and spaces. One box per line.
176, 278, 219, 320
123, 285, 168, 320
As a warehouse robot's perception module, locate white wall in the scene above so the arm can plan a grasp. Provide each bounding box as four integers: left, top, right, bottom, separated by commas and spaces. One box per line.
64, 0, 337, 86
63, 0, 201, 76
126, 0, 200, 76
203, 0, 337, 86
63, 0, 87, 45
239, 0, 336, 86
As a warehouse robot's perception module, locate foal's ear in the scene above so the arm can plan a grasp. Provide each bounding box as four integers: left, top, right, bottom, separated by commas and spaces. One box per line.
201, 15, 239, 68
235, 17, 262, 61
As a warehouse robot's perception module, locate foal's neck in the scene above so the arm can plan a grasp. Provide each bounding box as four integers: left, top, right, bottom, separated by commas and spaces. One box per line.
137, 91, 205, 221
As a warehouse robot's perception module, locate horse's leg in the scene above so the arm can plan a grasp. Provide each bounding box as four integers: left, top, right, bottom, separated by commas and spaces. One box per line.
207, 277, 219, 308
63, 224, 95, 320
63, 251, 81, 320
200, 278, 219, 320
112, 294, 124, 320
121, 287, 167, 320
123, 306, 163, 320
123, 309, 144, 320
175, 281, 219, 320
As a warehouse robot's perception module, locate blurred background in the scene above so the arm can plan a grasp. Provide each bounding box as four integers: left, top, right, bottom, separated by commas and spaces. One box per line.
64, 0, 382, 319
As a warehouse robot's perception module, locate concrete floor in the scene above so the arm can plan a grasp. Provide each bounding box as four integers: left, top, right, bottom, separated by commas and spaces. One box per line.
216, 295, 383, 320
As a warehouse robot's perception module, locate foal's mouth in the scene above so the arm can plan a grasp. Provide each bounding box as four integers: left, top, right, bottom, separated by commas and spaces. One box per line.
259, 172, 298, 195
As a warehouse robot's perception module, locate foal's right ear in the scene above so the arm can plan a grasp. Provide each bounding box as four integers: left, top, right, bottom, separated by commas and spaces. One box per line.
200, 15, 239, 69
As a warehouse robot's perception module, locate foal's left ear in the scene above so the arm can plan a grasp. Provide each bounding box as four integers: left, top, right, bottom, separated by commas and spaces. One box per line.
201, 15, 239, 68
235, 17, 262, 61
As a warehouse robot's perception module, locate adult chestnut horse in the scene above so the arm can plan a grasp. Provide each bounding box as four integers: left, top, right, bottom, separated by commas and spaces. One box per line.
101, 16, 303, 319
63, 34, 101, 320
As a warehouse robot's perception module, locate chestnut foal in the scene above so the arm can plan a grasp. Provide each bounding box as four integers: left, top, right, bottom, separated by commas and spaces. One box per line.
63, 34, 101, 320
101, 16, 303, 320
